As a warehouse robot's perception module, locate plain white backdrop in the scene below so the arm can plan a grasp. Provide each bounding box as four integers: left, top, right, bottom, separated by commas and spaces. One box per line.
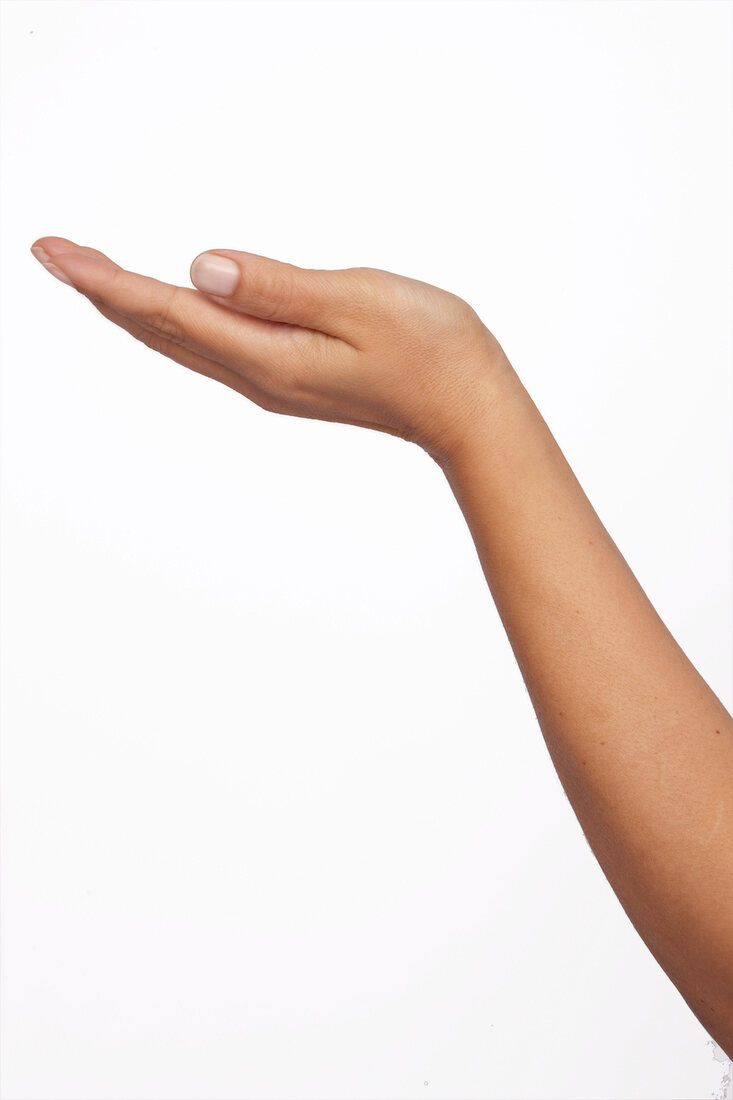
1, 1, 731, 1097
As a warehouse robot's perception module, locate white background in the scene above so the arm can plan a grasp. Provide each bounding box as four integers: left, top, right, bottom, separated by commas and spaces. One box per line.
1, 1, 732, 1097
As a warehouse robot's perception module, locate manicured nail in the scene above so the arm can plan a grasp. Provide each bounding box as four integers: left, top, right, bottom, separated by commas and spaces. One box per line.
190, 253, 240, 297
31, 245, 74, 287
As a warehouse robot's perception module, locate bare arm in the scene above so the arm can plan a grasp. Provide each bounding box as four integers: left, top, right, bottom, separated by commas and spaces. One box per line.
32, 236, 733, 1056
440, 358, 733, 1054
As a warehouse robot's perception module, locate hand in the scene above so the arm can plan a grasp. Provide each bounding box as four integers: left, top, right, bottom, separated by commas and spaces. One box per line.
30, 237, 513, 466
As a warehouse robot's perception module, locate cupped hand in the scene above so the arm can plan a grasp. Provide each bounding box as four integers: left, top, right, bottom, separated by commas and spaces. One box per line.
30, 237, 512, 466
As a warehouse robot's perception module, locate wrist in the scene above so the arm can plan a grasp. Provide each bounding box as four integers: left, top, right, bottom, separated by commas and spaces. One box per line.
425, 341, 527, 475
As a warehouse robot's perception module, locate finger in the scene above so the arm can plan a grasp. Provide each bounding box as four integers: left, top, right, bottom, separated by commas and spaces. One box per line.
31, 241, 289, 411
33, 237, 124, 268
84, 293, 287, 415
189, 248, 365, 341
87, 295, 408, 442
33, 243, 330, 399
36, 238, 366, 343
30, 237, 123, 289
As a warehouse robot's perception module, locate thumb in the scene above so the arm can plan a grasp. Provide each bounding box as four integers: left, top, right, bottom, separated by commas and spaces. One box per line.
189, 248, 354, 337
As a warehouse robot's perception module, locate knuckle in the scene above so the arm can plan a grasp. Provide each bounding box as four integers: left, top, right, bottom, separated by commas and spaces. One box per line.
340, 267, 388, 321
276, 355, 305, 396
340, 267, 426, 332
251, 264, 295, 323
148, 286, 188, 345
240, 386, 276, 414
278, 329, 330, 396
139, 326, 170, 355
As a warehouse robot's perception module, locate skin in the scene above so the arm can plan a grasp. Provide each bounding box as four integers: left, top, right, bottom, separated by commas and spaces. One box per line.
30, 236, 733, 1057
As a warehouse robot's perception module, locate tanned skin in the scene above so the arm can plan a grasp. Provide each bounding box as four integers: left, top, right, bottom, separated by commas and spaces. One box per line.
31, 236, 733, 1056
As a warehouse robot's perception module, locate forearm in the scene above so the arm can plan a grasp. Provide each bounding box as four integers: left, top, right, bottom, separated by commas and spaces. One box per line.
440, 357, 733, 1054
35, 235, 732, 1048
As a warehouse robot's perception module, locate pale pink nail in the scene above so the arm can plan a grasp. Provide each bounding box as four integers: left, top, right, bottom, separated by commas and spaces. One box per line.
190, 253, 240, 297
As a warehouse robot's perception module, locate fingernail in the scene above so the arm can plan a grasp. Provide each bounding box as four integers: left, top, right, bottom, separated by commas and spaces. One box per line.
31, 245, 74, 287
190, 253, 240, 297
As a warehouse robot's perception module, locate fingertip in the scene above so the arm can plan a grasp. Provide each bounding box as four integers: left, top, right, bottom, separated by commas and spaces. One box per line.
30, 245, 76, 288
31, 235, 79, 256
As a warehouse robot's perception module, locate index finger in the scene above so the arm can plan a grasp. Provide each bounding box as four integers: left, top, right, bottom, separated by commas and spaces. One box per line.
33, 241, 336, 396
